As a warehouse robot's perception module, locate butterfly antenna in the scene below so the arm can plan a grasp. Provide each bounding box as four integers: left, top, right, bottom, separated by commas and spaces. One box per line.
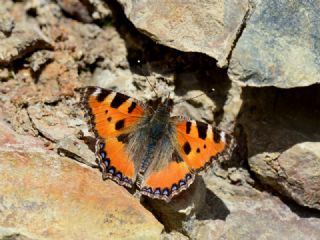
176, 88, 215, 105
145, 76, 159, 98
136, 59, 159, 98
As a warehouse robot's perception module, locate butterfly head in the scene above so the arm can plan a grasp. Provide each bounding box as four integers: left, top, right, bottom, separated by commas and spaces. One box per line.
161, 97, 174, 111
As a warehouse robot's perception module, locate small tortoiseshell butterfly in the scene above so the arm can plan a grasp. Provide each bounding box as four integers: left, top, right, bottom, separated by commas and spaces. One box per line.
79, 86, 231, 202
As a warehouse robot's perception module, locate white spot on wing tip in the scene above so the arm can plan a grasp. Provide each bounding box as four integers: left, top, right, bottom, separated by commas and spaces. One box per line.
92, 88, 101, 96
220, 131, 226, 141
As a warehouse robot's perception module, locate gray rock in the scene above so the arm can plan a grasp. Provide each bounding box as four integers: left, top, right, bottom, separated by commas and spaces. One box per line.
27, 103, 79, 143
57, 135, 98, 168
57, 0, 93, 23
119, 0, 250, 67
0, 22, 52, 66
88, 0, 111, 20
228, 0, 320, 88
27, 50, 54, 72
0, 9, 14, 37
145, 176, 207, 234
250, 142, 320, 210
191, 174, 320, 240
238, 86, 320, 209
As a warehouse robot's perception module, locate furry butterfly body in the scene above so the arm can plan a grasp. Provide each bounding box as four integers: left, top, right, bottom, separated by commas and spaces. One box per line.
79, 86, 230, 202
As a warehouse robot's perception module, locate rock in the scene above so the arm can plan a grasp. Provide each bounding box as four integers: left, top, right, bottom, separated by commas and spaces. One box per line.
0, 119, 163, 240
0, 229, 33, 240
87, 0, 111, 20
0, 118, 45, 153
190, 174, 320, 239
27, 50, 54, 72
36, 51, 79, 100
57, 135, 98, 167
0, 8, 15, 37
145, 176, 206, 234
228, 0, 320, 88
0, 151, 163, 240
0, 68, 10, 81
56, 0, 93, 23
240, 86, 320, 210
0, 22, 52, 66
161, 231, 188, 240
27, 102, 79, 142
119, 0, 250, 67
250, 142, 320, 210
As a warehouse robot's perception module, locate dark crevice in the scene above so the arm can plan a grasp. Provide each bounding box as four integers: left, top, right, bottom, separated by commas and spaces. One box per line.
226, 1, 255, 64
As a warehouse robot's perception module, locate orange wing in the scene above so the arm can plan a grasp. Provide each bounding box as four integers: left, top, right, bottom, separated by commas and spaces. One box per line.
79, 87, 145, 187
140, 119, 230, 202
141, 159, 195, 202
175, 119, 229, 172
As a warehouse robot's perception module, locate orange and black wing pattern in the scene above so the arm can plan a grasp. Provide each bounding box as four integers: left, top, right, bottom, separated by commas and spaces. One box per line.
140, 118, 230, 202
79, 86, 145, 187
175, 119, 230, 172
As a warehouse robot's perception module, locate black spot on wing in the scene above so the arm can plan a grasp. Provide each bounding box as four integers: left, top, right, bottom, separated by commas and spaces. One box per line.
183, 142, 191, 155
96, 90, 110, 102
186, 121, 192, 134
128, 101, 136, 113
115, 119, 125, 130
172, 151, 183, 163
107, 117, 112, 122
196, 148, 200, 153
196, 121, 208, 140
117, 133, 129, 143
111, 93, 129, 108
213, 128, 221, 143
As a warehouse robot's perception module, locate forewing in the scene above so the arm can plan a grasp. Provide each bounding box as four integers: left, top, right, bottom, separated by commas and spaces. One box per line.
174, 118, 230, 172
79, 86, 145, 187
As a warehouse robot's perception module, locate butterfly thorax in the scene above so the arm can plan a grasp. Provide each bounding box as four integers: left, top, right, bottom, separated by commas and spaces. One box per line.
138, 99, 174, 173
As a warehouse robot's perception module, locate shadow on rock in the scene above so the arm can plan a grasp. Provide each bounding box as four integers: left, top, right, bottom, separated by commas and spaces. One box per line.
237, 84, 320, 210
141, 176, 230, 234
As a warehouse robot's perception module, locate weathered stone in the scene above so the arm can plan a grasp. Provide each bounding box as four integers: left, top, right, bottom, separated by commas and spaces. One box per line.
57, 135, 97, 167
119, 0, 250, 67
0, 119, 163, 240
27, 50, 54, 72
145, 176, 206, 234
27, 103, 79, 142
191, 174, 320, 239
88, 0, 111, 20
57, 0, 93, 23
228, 0, 320, 88
0, 8, 15, 37
0, 119, 45, 153
0, 150, 163, 240
240, 87, 320, 210
0, 22, 52, 65
250, 142, 320, 210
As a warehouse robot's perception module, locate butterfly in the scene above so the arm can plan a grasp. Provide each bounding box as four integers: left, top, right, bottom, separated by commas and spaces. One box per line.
79, 86, 231, 202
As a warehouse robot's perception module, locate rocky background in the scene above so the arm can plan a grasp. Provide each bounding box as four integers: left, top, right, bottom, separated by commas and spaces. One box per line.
0, 0, 320, 239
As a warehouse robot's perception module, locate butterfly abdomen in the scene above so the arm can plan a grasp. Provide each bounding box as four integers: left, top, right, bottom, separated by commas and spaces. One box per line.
139, 119, 169, 173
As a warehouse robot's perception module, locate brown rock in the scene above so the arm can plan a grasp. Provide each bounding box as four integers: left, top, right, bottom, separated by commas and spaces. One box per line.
247, 127, 320, 210
27, 102, 79, 142
57, 135, 97, 167
270, 142, 319, 210
0, 119, 163, 239
0, 151, 163, 239
193, 175, 320, 239
119, 0, 250, 67
57, 0, 93, 23
0, 22, 52, 65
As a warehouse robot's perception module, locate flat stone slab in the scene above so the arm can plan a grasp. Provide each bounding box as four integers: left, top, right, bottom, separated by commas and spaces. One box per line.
228, 0, 320, 88
120, 0, 249, 67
